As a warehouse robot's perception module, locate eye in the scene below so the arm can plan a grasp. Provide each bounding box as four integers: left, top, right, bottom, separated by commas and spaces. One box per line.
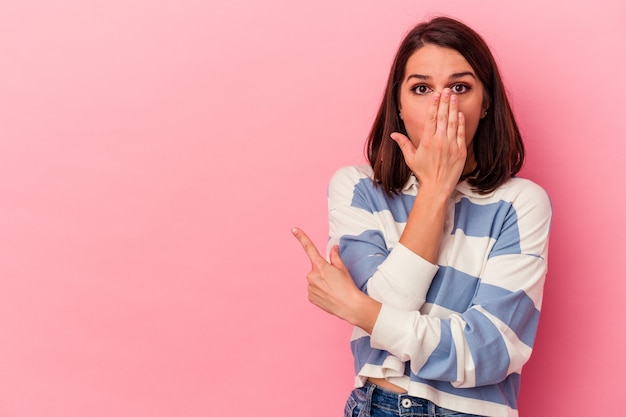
450, 84, 471, 94
412, 85, 433, 95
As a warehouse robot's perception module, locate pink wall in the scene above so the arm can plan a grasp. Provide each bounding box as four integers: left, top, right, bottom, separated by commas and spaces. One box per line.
1, 0, 624, 415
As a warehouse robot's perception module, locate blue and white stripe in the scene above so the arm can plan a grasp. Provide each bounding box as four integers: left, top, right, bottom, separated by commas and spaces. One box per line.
327, 165, 551, 417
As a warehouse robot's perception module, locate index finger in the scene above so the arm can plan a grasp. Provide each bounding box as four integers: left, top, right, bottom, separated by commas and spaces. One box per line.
435, 88, 451, 138
423, 91, 441, 138
291, 227, 326, 267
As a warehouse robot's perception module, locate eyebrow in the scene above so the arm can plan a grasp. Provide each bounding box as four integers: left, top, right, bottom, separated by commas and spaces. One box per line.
406, 71, 477, 82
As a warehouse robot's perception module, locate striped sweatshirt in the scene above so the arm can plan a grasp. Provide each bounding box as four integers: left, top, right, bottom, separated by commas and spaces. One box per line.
327, 165, 551, 417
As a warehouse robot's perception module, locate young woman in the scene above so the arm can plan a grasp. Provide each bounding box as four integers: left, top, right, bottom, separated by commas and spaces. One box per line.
292, 16, 551, 417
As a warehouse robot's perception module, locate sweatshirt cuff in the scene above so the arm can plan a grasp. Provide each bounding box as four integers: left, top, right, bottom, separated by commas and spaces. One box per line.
370, 303, 412, 354
367, 242, 438, 307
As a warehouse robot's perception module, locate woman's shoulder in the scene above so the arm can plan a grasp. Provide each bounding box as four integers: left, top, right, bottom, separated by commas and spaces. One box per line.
498, 177, 549, 199
327, 164, 382, 205
495, 177, 552, 214
460, 176, 550, 215
329, 164, 374, 188
331, 164, 373, 179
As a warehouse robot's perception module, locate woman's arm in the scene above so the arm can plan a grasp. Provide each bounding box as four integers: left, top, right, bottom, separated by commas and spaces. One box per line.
326, 167, 439, 312
327, 90, 466, 311
392, 90, 467, 263
294, 180, 552, 387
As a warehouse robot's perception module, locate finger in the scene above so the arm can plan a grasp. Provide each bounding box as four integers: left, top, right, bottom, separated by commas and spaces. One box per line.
329, 245, 348, 272
447, 93, 459, 143
390, 132, 416, 158
435, 88, 451, 139
457, 111, 466, 149
423, 91, 441, 138
291, 227, 326, 266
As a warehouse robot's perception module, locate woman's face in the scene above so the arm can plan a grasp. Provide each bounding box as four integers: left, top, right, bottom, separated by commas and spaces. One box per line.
398, 44, 488, 172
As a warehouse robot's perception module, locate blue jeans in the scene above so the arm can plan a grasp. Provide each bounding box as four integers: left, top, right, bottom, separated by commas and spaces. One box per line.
344, 382, 485, 417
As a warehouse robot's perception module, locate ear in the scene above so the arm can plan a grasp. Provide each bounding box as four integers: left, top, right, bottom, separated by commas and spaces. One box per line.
481, 94, 490, 119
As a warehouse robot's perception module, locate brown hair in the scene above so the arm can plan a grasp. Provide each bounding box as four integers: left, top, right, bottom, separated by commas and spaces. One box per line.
366, 16, 524, 194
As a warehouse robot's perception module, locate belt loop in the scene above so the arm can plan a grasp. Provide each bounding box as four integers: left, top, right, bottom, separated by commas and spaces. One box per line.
364, 382, 376, 417
428, 400, 436, 416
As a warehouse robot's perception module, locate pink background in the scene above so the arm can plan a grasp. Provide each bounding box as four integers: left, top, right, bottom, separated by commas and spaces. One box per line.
1, 0, 624, 415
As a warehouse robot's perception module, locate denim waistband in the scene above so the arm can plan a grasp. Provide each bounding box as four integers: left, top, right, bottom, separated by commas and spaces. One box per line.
360, 381, 479, 416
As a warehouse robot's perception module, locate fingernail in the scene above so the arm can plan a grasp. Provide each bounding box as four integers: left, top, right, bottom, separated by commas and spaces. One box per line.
291, 228, 298, 236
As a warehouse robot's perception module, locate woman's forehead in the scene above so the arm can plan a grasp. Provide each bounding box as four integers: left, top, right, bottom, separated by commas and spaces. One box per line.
405, 44, 474, 78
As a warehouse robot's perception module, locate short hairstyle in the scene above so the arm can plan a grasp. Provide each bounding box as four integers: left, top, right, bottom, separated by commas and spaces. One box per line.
366, 16, 524, 195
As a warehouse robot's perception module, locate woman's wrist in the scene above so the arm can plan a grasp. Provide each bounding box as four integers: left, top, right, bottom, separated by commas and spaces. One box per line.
345, 291, 382, 335
397, 181, 451, 264
416, 181, 455, 206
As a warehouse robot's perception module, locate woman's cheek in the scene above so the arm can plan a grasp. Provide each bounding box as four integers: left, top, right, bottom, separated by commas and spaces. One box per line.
406, 125, 422, 148
402, 116, 425, 147
465, 114, 483, 141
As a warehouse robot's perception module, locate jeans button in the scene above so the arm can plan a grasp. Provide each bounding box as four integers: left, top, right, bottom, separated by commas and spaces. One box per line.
401, 398, 412, 408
